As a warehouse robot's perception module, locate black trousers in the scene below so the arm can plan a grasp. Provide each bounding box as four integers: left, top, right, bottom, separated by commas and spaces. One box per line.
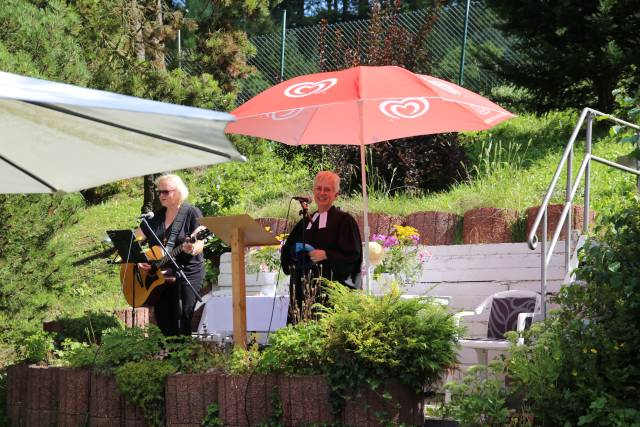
154, 277, 202, 336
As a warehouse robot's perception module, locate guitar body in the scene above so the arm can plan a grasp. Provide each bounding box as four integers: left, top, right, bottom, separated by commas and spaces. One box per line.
120, 246, 176, 308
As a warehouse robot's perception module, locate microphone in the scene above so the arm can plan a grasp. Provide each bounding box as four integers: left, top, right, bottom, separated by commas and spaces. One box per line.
292, 196, 311, 203
139, 212, 154, 220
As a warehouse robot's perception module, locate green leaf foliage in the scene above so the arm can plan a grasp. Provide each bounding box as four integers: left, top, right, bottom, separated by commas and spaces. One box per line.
505, 198, 640, 425
483, 0, 640, 112
0, 0, 91, 83
115, 359, 177, 427
318, 283, 460, 403
259, 321, 327, 375
0, 194, 84, 345
445, 361, 511, 427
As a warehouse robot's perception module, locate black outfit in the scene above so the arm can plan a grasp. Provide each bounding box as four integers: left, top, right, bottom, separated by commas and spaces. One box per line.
281, 206, 362, 322
140, 203, 204, 336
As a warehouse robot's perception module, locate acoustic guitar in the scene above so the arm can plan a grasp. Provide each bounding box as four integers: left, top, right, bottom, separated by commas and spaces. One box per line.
120, 228, 211, 307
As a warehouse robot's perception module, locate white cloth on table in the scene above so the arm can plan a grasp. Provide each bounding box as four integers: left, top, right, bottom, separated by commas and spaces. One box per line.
197, 295, 289, 335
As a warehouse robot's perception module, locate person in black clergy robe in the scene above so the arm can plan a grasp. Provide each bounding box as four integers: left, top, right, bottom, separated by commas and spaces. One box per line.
281, 171, 362, 323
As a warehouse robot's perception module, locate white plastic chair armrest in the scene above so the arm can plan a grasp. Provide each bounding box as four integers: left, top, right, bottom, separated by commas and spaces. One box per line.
516, 312, 536, 345
455, 310, 476, 318
453, 310, 476, 328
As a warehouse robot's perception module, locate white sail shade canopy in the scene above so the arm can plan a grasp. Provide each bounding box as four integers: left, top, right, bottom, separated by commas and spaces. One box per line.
0, 71, 243, 193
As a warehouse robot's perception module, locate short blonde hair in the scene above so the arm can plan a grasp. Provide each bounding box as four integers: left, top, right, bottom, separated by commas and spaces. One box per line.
155, 174, 189, 202
314, 171, 340, 193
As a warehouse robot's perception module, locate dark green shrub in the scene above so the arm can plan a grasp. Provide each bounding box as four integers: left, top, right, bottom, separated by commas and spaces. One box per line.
13, 330, 55, 364
319, 283, 459, 407
506, 198, 640, 425
444, 361, 511, 427
279, 134, 470, 196
259, 321, 327, 375
52, 311, 123, 345
60, 325, 164, 372
114, 359, 177, 427
163, 335, 228, 374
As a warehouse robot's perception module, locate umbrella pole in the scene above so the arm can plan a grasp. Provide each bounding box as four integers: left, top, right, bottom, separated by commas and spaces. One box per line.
360, 143, 371, 294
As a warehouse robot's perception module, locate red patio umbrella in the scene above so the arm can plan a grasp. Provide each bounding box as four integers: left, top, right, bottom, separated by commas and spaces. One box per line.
225, 65, 514, 291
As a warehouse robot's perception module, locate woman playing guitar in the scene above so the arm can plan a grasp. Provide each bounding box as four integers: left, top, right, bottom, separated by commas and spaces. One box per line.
133, 174, 206, 336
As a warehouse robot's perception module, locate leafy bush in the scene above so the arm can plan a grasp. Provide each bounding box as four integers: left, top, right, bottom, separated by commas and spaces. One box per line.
226, 344, 265, 375
0, 193, 84, 345
163, 335, 228, 374
319, 283, 459, 406
13, 330, 55, 364
504, 198, 640, 425
62, 325, 162, 372
259, 321, 327, 375
51, 311, 123, 345
445, 361, 511, 427
56, 325, 229, 426
114, 359, 177, 427
291, 134, 470, 196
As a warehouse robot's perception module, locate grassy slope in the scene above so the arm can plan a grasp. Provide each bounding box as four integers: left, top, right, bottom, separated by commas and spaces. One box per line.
0, 110, 636, 366
257, 110, 637, 217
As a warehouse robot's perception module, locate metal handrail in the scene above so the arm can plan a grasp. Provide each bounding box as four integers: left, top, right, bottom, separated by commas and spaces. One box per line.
527, 107, 640, 318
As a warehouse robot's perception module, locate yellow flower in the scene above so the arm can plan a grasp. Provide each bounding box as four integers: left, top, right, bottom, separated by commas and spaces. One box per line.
392, 224, 421, 244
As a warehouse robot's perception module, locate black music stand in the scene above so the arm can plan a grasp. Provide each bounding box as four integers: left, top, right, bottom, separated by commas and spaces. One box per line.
106, 230, 148, 264
107, 229, 149, 328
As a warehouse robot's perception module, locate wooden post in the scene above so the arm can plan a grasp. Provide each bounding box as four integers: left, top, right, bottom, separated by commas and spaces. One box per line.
231, 227, 247, 349
198, 215, 278, 350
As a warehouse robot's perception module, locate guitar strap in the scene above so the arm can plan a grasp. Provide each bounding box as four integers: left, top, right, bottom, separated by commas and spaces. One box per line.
165, 203, 191, 251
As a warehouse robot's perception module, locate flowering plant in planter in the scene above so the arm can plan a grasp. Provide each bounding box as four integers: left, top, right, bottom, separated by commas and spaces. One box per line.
247, 231, 287, 274
371, 224, 431, 284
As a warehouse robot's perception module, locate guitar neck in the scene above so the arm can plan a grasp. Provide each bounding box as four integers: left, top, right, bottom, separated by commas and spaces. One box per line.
154, 228, 209, 267
157, 237, 194, 267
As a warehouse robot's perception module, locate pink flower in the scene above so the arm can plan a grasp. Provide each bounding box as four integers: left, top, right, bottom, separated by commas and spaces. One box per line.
384, 235, 399, 248
371, 233, 387, 243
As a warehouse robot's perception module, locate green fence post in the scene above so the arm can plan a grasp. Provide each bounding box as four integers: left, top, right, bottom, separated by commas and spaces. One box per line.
458, 0, 471, 86
280, 10, 287, 82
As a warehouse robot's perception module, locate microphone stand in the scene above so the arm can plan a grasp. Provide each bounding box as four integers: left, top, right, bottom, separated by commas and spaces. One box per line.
140, 217, 203, 334
297, 199, 312, 319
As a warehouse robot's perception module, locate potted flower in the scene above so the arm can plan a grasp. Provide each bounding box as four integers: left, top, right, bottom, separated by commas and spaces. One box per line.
371, 225, 431, 289
247, 232, 287, 295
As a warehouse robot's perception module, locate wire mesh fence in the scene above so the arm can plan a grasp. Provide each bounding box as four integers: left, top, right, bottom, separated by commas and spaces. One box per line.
166, 1, 523, 103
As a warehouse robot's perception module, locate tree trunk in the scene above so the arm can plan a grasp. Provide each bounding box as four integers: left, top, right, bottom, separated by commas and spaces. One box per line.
342, 0, 350, 20
130, 0, 145, 61
150, 0, 166, 71
596, 75, 615, 113
357, 0, 369, 18
141, 0, 166, 214
142, 173, 161, 214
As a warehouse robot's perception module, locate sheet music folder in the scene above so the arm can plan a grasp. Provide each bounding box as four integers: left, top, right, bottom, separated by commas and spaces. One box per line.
106, 229, 148, 264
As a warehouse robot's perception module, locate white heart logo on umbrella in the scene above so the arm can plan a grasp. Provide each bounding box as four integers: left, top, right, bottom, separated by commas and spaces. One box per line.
485, 112, 507, 124
470, 104, 491, 115
379, 97, 430, 119
268, 108, 304, 120
420, 76, 461, 95
284, 78, 338, 98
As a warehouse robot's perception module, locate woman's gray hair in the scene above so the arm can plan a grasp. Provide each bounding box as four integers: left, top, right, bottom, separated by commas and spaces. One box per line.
315, 171, 341, 193
155, 174, 189, 202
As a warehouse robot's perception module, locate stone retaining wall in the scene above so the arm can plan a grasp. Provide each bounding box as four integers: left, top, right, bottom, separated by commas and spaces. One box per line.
7, 366, 422, 427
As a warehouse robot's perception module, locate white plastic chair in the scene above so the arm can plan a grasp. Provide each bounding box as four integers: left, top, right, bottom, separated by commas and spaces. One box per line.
455, 289, 541, 365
